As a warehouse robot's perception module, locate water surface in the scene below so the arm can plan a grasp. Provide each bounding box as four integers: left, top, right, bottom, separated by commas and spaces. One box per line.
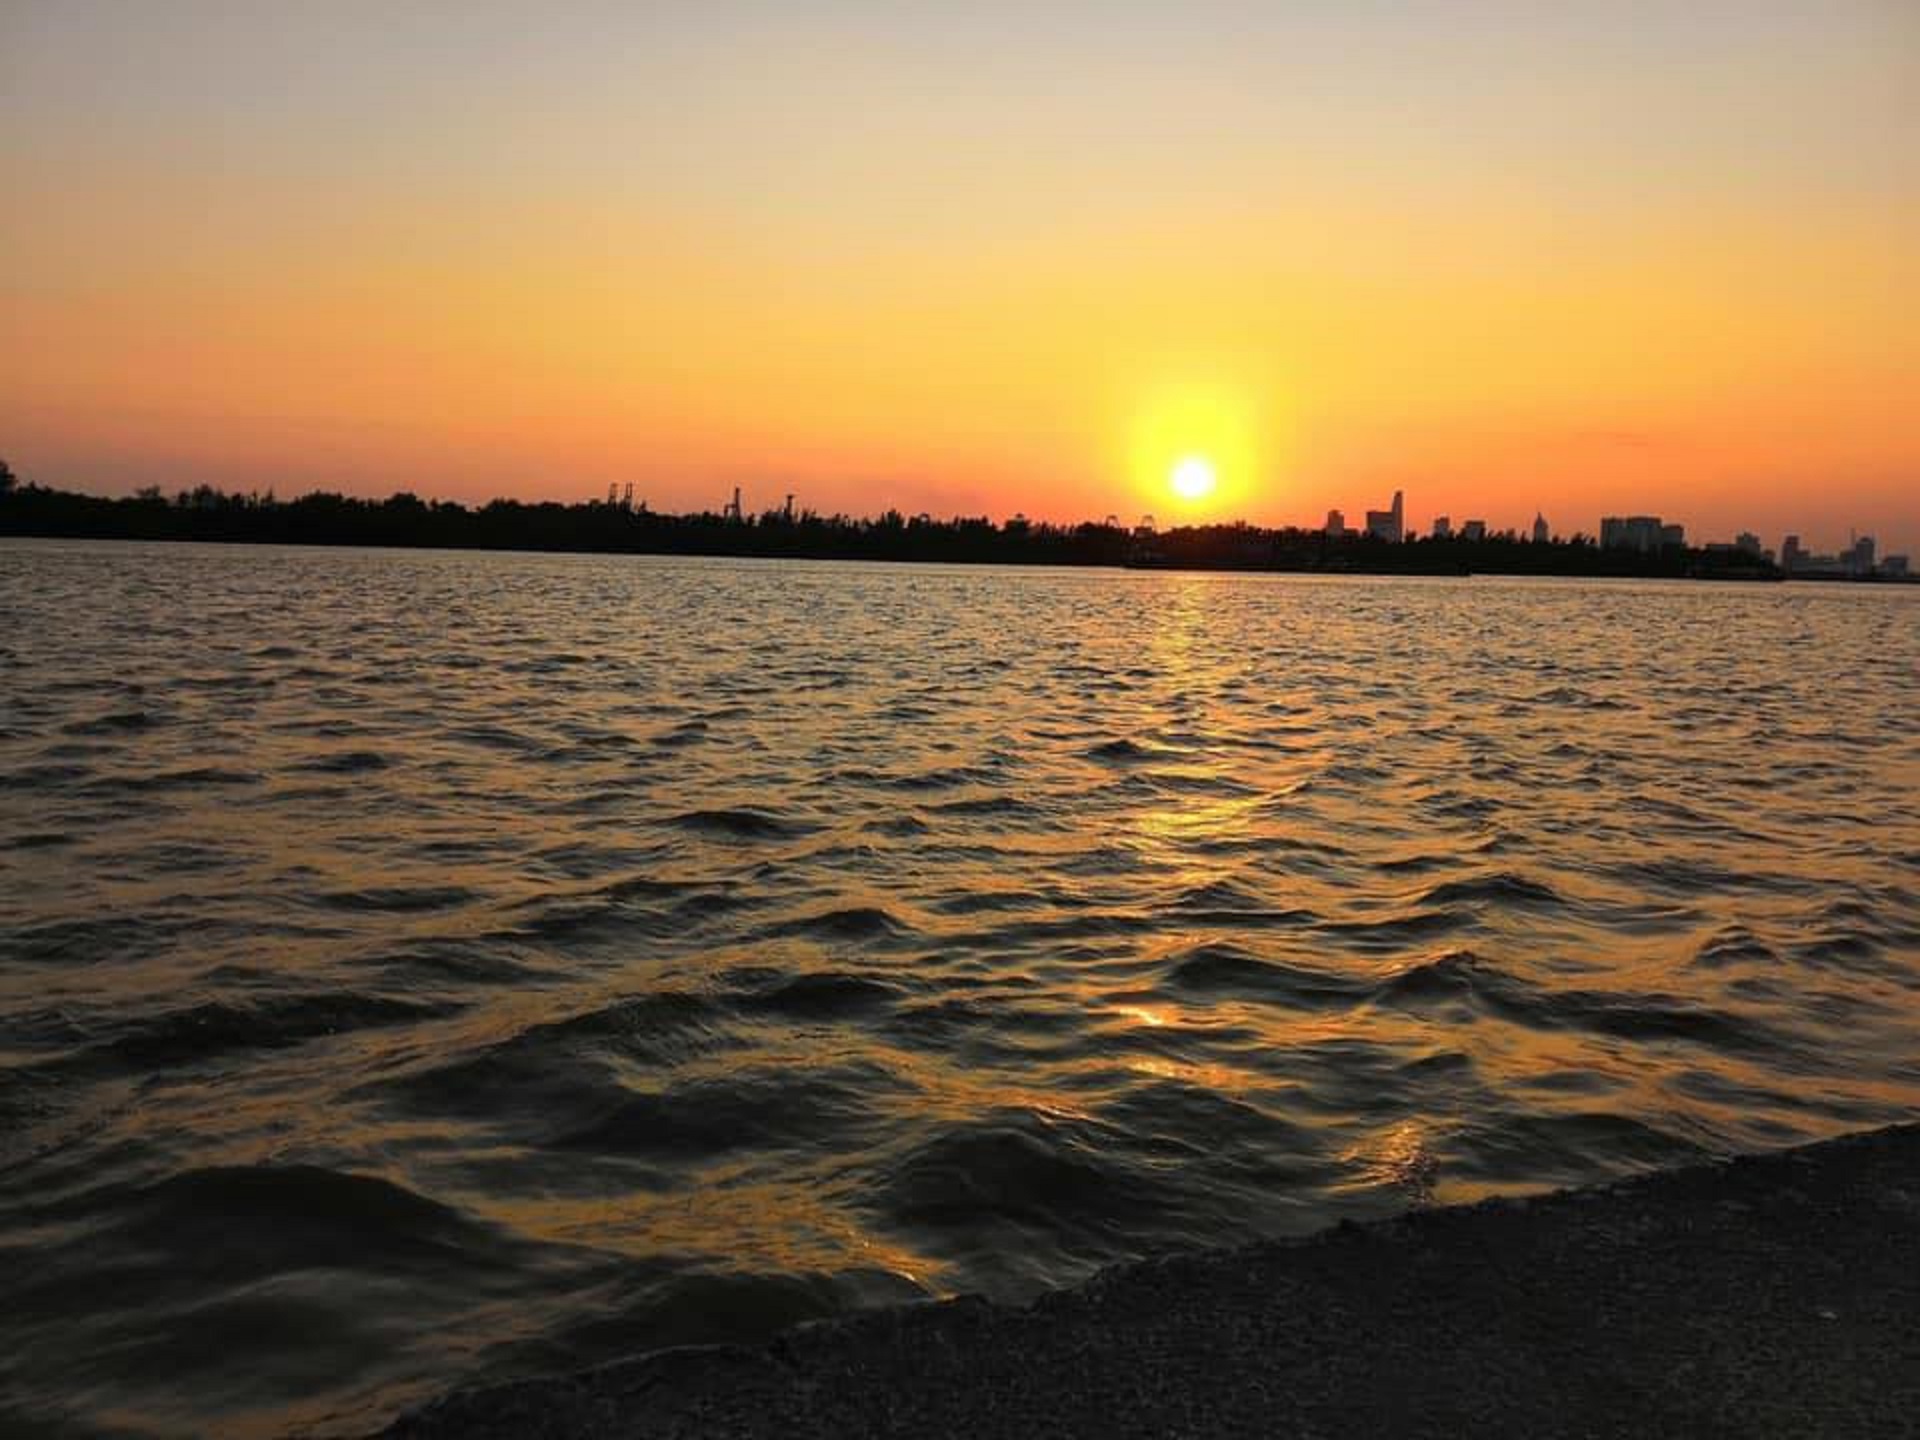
3, 541, 1917, 1436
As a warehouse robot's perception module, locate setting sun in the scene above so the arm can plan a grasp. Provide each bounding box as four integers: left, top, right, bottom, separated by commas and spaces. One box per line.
1124, 382, 1272, 518
1170, 456, 1218, 502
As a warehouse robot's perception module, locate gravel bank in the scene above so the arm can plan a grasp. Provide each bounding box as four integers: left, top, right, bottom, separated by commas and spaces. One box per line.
382, 1123, 1920, 1438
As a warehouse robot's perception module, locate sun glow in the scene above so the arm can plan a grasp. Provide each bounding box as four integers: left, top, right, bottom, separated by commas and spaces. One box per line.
1124, 380, 1276, 517
1170, 455, 1218, 501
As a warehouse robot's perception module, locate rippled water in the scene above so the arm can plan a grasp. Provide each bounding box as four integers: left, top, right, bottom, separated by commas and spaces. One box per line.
3, 539, 1917, 1437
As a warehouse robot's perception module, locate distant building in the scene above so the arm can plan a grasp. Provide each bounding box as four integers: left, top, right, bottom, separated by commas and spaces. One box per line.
1460, 519, 1487, 542
1600, 515, 1676, 553
1781, 535, 1804, 573
1431, 515, 1452, 540
1848, 535, 1876, 575
1885, 554, 1910, 577
1735, 531, 1762, 558
1792, 546, 1846, 575
1325, 508, 1347, 538
1601, 516, 1642, 550
1531, 512, 1550, 544
1364, 490, 1405, 544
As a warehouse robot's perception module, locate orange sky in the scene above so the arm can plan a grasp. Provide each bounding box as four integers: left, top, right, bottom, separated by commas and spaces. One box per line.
3, 2, 1916, 554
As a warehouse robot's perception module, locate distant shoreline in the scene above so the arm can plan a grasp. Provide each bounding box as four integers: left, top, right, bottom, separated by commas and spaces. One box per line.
4, 520, 1912, 585
8, 480, 1908, 582
381, 1122, 1920, 1439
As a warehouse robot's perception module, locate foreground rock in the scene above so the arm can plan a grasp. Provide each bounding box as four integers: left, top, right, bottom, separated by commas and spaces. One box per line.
383, 1123, 1920, 1438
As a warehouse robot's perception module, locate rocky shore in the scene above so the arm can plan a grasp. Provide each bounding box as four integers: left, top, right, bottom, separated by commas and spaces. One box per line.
382, 1123, 1920, 1438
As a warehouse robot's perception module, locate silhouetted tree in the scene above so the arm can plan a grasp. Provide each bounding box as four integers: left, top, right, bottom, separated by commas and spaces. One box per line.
0, 475, 1788, 581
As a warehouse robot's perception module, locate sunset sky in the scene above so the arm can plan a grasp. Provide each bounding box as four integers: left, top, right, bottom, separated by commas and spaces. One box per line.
4, 1, 1915, 553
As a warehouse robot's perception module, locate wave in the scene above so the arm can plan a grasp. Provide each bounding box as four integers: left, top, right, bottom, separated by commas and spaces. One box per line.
1374, 950, 1483, 1002
1085, 737, 1178, 764
1169, 878, 1319, 928
0, 913, 195, 966
1322, 909, 1473, 951
652, 719, 710, 748
1614, 855, 1806, 898
0, 831, 75, 850
60, 709, 156, 735
82, 993, 456, 1070
1690, 927, 1781, 968
865, 765, 1003, 791
764, 906, 913, 942
1414, 872, 1566, 909
313, 884, 478, 913
555, 1065, 895, 1160
1447, 1111, 1710, 1189
736, 971, 907, 1017
883, 994, 1079, 1051
1139, 769, 1263, 798
112, 1164, 510, 1276
1165, 944, 1366, 1008
861, 814, 930, 837
665, 808, 812, 839
516, 991, 730, 1054
507, 887, 755, 946
2, 762, 93, 790
292, 749, 393, 773
877, 1111, 1184, 1256
928, 795, 1037, 817
445, 724, 542, 752
519, 1266, 928, 1379
82, 766, 262, 794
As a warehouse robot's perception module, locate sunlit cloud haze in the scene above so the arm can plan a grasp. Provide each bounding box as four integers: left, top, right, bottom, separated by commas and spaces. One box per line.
3, 0, 1915, 553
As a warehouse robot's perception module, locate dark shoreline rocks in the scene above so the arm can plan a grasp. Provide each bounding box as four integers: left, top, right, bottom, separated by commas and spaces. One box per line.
381, 1122, 1920, 1438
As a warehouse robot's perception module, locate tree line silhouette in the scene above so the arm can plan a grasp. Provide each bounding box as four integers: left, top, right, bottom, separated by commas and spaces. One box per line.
0, 463, 1780, 578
